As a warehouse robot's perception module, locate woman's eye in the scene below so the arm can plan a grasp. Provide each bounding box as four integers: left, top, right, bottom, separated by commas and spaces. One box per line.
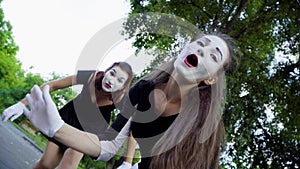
110, 72, 115, 76
211, 54, 218, 62
197, 41, 205, 47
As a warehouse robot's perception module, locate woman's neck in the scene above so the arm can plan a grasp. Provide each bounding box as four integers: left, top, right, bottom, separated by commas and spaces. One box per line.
164, 72, 198, 102
163, 76, 181, 103
95, 87, 111, 99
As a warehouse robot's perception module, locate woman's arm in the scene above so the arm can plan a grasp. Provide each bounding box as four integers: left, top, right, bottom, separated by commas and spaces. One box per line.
24, 85, 131, 160
123, 132, 137, 164
55, 123, 101, 157
98, 117, 132, 161
1, 75, 76, 121
116, 132, 138, 169
21, 75, 76, 106
55, 117, 132, 160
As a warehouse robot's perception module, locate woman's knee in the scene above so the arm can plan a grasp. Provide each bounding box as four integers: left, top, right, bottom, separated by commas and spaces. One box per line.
34, 141, 62, 169
57, 149, 84, 169
33, 159, 56, 169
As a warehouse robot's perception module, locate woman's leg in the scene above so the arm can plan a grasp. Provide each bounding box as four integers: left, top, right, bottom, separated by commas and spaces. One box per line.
57, 148, 84, 169
33, 141, 63, 169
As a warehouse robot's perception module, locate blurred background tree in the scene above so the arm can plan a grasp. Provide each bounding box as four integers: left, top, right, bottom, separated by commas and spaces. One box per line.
123, 0, 299, 168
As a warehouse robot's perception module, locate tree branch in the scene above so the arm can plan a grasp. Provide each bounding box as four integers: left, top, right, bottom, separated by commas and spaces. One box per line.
224, 0, 249, 33
181, 1, 213, 20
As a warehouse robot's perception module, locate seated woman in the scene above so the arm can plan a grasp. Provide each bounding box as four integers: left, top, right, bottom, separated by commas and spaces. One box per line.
22, 32, 236, 169
2, 62, 133, 169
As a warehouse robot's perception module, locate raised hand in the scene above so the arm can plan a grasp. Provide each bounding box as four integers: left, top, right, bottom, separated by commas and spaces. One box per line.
23, 85, 64, 137
1, 102, 26, 121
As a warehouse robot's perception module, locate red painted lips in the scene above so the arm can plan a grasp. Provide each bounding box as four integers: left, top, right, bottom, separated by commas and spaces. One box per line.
104, 83, 111, 89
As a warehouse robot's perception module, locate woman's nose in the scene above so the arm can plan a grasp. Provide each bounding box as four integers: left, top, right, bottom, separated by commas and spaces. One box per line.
197, 48, 204, 57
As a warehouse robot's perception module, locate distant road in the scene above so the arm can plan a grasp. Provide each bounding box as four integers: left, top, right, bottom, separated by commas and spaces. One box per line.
0, 121, 42, 169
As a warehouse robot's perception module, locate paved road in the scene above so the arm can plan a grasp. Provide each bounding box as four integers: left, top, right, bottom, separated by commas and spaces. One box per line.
0, 121, 42, 169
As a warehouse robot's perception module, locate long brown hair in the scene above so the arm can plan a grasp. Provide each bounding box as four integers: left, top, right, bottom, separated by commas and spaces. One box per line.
147, 33, 235, 169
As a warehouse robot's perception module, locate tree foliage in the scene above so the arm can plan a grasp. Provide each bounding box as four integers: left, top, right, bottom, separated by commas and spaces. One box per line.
124, 0, 300, 168
0, 0, 23, 110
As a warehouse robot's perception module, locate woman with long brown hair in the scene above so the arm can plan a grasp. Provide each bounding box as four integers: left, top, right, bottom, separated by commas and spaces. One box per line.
22, 32, 235, 169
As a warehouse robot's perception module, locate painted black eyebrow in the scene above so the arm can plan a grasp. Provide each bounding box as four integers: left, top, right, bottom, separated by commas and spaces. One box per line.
216, 47, 223, 61
205, 37, 211, 43
205, 37, 223, 61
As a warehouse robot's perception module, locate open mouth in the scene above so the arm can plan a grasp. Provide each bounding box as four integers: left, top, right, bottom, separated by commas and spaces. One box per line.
184, 54, 198, 67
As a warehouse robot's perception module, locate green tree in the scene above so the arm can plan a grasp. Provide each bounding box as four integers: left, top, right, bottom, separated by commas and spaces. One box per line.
0, 0, 22, 111
124, 0, 300, 168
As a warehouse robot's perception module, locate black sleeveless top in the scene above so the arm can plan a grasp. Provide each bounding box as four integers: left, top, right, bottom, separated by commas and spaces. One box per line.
102, 79, 178, 169
70, 70, 115, 134
131, 114, 178, 169
47, 70, 115, 151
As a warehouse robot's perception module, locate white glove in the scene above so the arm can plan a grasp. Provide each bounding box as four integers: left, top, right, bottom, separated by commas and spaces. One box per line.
117, 161, 132, 169
23, 85, 64, 137
1, 102, 26, 121
97, 117, 132, 161
131, 162, 139, 169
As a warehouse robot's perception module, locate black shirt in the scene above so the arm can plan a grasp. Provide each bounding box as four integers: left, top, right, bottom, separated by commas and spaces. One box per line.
49, 70, 115, 151
70, 70, 115, 134
102, 79, 178, 169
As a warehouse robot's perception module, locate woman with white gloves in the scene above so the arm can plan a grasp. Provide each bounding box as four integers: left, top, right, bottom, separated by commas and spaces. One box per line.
21, 32, 235, 169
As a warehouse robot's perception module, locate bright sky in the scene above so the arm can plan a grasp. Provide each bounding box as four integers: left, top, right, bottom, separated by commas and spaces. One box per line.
2, 0, 152, 78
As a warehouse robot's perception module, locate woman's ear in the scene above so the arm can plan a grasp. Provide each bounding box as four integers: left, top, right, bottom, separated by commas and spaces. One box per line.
204, 77, 217, 85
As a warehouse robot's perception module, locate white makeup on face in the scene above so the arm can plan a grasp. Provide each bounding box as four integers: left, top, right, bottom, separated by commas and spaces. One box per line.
174, 35, 229, 82
102, 66, 128, 92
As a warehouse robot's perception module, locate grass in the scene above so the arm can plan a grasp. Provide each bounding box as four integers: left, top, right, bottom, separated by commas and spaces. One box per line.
11, 121, 47, 150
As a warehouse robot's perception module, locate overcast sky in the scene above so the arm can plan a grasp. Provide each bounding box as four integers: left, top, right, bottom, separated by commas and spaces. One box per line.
2, 0, 152, 78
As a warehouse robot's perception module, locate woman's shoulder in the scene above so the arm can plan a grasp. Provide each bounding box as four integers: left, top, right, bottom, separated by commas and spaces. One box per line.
129, 79, 155, 99
136, 79, 155, 87
132, 79, 155, 92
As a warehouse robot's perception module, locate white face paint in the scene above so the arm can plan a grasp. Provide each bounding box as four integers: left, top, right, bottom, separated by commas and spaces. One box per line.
101, 66, 129, 92
174, 35, 229, 82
